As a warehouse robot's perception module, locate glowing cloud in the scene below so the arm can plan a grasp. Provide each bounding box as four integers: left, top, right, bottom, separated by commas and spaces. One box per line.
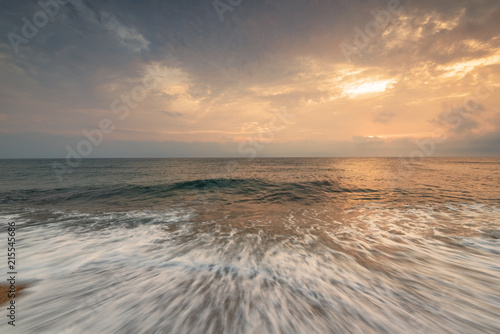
343, 80, 395, 97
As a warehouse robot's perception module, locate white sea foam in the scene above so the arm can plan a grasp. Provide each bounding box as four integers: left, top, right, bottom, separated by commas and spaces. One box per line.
1, 203, 499, 333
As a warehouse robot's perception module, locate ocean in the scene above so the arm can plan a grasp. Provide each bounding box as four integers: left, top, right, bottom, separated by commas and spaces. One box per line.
0, 158, 499, 333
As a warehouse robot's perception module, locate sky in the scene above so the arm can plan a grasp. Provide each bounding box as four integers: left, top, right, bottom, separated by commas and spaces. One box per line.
0, 0, 499, 158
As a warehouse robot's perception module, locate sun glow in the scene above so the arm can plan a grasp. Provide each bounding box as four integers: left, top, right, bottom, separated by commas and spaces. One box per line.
344, 80, 395, 97
438, 54, 500, 78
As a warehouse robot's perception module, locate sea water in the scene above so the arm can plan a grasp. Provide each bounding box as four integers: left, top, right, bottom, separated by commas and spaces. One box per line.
0, 158, 499, 333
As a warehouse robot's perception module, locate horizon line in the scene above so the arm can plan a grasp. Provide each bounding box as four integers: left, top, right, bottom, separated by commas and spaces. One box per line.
1, 156, 499, 160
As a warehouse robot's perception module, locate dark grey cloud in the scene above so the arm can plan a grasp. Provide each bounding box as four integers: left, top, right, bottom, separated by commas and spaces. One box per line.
2, 129, 499, 159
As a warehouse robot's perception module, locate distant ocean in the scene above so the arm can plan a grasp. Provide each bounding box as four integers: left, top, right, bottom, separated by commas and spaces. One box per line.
1, 158, 499, 333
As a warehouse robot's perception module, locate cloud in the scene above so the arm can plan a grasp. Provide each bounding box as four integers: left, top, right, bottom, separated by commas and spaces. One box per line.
2, 129, 500, 159
373, 111, 396, 124
0, 0, 499, 157
159, 111, 183, 117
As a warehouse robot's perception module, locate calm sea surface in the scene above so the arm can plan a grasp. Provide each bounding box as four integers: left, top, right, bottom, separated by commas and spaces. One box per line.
0, 158, 499, 333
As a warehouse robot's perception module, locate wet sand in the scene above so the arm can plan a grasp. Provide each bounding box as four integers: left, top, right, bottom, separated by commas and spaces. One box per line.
0, 284, 27, 306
